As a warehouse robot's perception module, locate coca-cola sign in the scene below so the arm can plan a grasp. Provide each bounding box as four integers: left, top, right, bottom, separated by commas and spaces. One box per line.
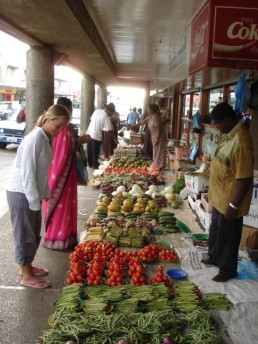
189, 0, 258, 72
211, 5, 258, 68
189, 2, 209, 74
208, 0, 258, 70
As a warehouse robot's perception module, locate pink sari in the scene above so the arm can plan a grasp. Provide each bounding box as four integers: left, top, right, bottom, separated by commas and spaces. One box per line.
43, 124, 78, 251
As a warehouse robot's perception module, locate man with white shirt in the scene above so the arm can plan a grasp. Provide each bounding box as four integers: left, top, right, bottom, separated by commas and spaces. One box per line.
86, 103, 115, 169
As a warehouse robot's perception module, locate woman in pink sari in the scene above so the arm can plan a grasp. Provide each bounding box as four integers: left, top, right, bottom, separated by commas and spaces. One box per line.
43, 97, 90, 251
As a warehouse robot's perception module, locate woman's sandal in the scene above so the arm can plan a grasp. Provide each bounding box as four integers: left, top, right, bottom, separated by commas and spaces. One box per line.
20, 278, 51, 289
19, 267, 49, 277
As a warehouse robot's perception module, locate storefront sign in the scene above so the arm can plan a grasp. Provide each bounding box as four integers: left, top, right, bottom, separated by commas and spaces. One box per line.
169, 36, 187, 72
0, 88, 16, 95
189, 0, 258, 73
189, 2, 209, 74
210, 1, 258, 69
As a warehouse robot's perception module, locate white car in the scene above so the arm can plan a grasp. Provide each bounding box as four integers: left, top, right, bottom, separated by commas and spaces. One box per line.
71, 107, 80, 135
0, 104, 13, 120
0, 110, 25, 149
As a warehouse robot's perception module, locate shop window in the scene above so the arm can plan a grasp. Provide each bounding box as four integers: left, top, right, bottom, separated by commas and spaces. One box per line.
205, 88, 223, 124
180, 92, 200, 145
227, 85, 235, 108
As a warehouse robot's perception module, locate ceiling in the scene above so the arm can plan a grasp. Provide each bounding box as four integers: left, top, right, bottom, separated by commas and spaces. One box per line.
0, 0, 241, 93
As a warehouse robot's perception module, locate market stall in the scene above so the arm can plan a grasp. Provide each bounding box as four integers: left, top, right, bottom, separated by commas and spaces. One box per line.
38, 156, 235, 344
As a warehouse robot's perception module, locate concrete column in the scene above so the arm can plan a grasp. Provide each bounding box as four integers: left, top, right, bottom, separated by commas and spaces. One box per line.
80, 75, 95, 132
97, 86, 107, 109
143, 83, 151, 116
26, 46, 54, 133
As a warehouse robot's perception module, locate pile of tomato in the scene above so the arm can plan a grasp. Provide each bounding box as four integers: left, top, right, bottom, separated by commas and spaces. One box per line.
128, 257, 148, 286
66, 241, 177, 287
159, 249, 178, 263
139, 244, 161, 262
151, 265, 171, 287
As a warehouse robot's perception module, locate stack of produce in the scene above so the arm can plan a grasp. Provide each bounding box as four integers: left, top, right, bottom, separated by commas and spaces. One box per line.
172, 280, 201, 312
158, 212, 180, 233
150, 265, 171, 287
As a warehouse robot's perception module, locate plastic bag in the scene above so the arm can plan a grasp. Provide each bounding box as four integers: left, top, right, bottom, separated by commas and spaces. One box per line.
189, 143, 199, 163
76, 146, 88, 185
234, 71, 250, 113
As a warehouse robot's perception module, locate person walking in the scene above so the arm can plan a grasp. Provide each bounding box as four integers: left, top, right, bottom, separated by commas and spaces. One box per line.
202, 102, 254, 282
127, 107, 139, 126
86, 103, 115, 169
102, 105, 118, 160
43, 97, 90, 251
6, 104, 70, 289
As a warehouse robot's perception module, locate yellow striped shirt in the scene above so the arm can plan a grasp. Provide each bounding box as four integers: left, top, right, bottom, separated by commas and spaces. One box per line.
208, 122, 253, 216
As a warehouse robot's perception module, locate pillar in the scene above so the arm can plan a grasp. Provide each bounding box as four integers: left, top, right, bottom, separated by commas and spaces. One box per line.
80, 75, 95, 132
26, 46, 54, 133
143, 83, 151, 116
97, 86, 107, 109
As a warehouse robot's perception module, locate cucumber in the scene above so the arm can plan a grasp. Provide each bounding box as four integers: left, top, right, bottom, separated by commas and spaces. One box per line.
158, 212, 175, 216
143, 214, 158, 219
159, 220, 177, 225
158, 216, 176, 221
108, 212, 123, 216
165, 224, 179, 229
165, 227, 180, 233
125, 212, 141, 217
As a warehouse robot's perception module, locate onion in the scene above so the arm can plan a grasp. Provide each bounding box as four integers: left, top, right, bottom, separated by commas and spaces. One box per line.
117, 340, 131, 344
163, 337, 178, 344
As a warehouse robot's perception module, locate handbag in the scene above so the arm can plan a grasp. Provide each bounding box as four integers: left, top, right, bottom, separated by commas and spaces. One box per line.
76, 145, 88, 185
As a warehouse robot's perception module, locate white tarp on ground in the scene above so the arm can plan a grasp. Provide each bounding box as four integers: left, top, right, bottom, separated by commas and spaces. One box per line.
176, 245, 258, 344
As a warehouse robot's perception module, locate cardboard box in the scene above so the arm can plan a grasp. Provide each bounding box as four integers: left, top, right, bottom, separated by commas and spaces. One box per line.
188, 194, 196, 211
251, 184, 258, 205
201, 193, 213, 213
239, 225, 258, 250
130, 134, 142, 144
243, 203, 258, 229
185, 174, 209, 194
169, 159, 175, 172
175, 147, 191, 161
195, 200, 212, 232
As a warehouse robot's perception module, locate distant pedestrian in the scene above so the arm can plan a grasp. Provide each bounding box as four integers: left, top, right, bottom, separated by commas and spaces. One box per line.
6, 104, 70, 289
137, 108, 145, 121
131, 104, 166, 169
86, 103, 115, 169
102, 104, 118, 160
127, 107, 139, 126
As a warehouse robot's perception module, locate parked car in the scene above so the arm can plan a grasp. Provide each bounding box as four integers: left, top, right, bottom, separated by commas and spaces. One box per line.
71, 107, 80, 135
0, 110, 25, 149
0, 104, 13, 120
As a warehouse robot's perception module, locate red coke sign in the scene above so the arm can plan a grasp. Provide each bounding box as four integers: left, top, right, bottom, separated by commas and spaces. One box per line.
190, 0, 258, 73
189, 2, 209, 74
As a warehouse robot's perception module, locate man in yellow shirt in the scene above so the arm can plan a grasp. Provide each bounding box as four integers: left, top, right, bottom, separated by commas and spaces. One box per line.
202, 102, 253, 282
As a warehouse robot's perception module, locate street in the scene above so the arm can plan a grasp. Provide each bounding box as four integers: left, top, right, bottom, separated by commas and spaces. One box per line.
0, 144, 17, 217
